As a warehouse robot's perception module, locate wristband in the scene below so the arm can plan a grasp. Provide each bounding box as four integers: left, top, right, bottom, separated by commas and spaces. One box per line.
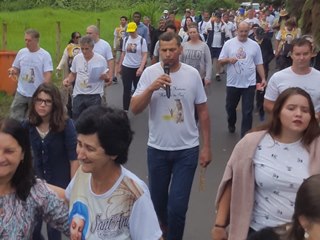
215, 224, 227, 228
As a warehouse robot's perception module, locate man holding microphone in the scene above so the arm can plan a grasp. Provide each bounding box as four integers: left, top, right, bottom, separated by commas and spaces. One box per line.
130, 32, 212, 240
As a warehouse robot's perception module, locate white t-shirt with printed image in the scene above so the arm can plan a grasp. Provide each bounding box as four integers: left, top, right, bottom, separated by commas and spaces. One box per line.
13, 48, 53, 97
66, 166, 162, 240
250, 133, 309, 231
265, 67, 320, 113
133, 62, 207, 150
219, 37, 263, 87
71, 53, 108, 97
122, 35, 148, 68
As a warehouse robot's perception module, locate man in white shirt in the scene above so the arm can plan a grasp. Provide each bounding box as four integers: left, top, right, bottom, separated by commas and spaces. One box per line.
218, 21, 266, 137
198, 10, 211, 40
244, 8, 261, 35
131, 32, 211, 240
264, 38, 320, 119
63, 36, 109, 120
9, 29, 53, 121
206, 12, 225, 81
222, 13, 236, 40
86, 25, 114, 103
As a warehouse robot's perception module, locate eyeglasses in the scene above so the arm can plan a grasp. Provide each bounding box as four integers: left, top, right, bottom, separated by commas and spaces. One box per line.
35, 98, 53, 106
75, 36, 81, 39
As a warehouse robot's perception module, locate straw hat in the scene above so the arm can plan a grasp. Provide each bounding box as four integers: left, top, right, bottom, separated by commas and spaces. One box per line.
279, 9, 289, 17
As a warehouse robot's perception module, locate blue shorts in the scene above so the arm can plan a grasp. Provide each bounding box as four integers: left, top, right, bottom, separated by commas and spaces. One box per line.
210, 47, 222, 59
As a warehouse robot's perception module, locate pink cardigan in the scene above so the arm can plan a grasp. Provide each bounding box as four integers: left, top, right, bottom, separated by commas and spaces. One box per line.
215, 130, 320, 240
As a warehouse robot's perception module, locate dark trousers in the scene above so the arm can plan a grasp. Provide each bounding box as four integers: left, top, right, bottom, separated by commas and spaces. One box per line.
147, 146, 199, 240
72, 94, 101, 120
33, 221, 61, 240
226, 86, 256, 137
121, 65, 141, 111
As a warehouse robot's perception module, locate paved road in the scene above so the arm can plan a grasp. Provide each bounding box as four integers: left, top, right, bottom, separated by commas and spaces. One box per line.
55, 61, 275, 239
104, 73, 262, 240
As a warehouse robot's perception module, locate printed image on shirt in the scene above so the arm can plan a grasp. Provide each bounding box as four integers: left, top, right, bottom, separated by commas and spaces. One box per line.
127, 43, 137, 53
69, 174, 144, 239
163, 99, 184, 123
22, 68, 35, 83
285, 33, 293, 44
69, 201, 89, 240
236, 47, 246, 59
79, 79, 92, 89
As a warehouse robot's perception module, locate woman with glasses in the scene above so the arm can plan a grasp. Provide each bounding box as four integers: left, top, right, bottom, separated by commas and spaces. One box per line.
23, 83, 79, 240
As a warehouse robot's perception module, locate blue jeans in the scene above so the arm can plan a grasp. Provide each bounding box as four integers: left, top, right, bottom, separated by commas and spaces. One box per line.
147, 146, 199, 240
226, 86, 255, 137
72, 94, 101, 120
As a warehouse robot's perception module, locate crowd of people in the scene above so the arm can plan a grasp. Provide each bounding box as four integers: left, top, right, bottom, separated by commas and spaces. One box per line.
3, 2, 320, 240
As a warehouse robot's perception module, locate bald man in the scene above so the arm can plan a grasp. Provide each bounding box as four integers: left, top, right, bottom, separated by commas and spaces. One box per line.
86, 25, 114, 104
218, 21, 266, 137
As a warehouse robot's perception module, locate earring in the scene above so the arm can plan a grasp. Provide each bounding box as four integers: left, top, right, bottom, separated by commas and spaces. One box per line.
304, 229, 309, 239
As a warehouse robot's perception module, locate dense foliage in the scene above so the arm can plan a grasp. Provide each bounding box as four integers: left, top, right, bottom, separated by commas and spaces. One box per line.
0, 0, 240, 12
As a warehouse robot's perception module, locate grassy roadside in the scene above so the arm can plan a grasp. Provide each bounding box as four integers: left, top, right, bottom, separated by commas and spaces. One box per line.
0, 92, 13, 118
0, 8, 132, 65
0, 7, 155, 117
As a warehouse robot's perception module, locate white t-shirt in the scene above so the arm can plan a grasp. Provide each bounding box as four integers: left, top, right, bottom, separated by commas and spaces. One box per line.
66, 166, 162, 240
251, 134, 309, 230
93, 39, 113, 65
13, 48, 53, 97
266, 15, 275, 32
211, 22, 224, 48
219, 37, 263, 87
122, 35, 148, 68
224, 22, 236, 39
265, 67, 320, 113
198, 20, 210, 35
133, 62, 207, 150
71, 53, 108, 97
244, 17, 261, 35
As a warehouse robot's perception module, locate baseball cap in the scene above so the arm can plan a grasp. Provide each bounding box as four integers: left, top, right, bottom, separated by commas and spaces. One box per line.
126, 22, 137, 33
163, 10, 169, 14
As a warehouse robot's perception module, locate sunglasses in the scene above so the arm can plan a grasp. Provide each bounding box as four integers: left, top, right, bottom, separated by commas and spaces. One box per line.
75, 36, 81, 39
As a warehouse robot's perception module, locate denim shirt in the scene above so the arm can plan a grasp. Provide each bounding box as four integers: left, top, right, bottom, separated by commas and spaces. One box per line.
23, 119, 77, 188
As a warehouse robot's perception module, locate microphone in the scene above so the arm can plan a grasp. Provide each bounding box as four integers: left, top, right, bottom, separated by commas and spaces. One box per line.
163, 64, 171, 98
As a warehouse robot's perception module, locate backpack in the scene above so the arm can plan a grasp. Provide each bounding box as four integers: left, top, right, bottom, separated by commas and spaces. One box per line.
122, 36, 144, 51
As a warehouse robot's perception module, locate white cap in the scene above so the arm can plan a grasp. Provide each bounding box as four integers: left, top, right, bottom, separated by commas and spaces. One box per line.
163, 10, 169, 14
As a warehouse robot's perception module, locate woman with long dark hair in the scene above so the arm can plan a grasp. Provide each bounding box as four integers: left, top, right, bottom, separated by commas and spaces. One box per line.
24, 83, 78, 240
0, 118, 69, 238
211, 87, 320, 240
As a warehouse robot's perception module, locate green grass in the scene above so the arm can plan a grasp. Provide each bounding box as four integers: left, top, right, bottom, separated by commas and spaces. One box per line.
0, 8, 133, 65
0, 7, 166, 117
0, 8, 133, 117
0, 91, 13, 118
